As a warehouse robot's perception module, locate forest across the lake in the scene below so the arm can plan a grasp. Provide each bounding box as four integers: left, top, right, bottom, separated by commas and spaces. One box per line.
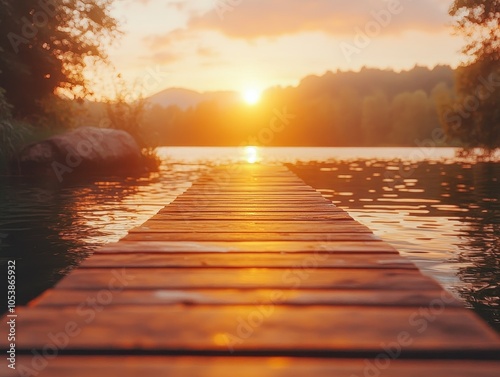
80, 65, 470, 148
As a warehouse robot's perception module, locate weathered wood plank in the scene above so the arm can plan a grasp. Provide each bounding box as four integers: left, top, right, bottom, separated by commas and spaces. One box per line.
96, 241, 398, 254
166, 204, 337, 210
177, 192, 327, 197
160, 207, 345, 213
173, 197, 330, 203
9, 306, 500, 355
143, 220, 358, 227
11, 357, 500, 377
55, 268, 441, 290
180, 191, 323, 196
79, 253, 417, 269
190, 183, 313, 188
184, 187, 317, 192
122, 232, 380, 242
130, 221, 372, 233
194, 179, 307, 185
32, 288, 462, 308
152, 213, 353, 221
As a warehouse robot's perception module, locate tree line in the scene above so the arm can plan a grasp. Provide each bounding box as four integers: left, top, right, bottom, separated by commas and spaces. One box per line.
139, 66, 458, 147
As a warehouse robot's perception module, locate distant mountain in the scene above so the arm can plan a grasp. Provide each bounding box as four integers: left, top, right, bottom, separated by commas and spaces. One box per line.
146, 87, 240, 110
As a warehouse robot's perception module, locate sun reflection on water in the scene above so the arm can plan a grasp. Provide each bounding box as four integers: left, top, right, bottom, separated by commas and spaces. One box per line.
243, 146, 260, 164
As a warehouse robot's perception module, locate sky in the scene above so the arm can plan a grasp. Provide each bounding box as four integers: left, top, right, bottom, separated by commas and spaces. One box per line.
92, 0, 465, 97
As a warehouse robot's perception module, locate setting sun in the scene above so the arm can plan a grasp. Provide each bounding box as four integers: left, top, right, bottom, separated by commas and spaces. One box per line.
242, 88, 262, 105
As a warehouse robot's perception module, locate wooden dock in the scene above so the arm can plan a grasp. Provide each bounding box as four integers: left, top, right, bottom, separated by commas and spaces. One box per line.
3, 164, 500, 376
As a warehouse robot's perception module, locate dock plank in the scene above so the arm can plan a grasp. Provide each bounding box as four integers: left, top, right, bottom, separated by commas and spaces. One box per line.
122, 232, 380, 242
11, 357, 500, 377
151, 212, 353, 221
172, 197, 331, 203
32, 288, 462, 308
160, 207, 345, 213
130, 221, 372, 233
79, 253, 417, 269
12, 306, 500, 356
96, 240, 398, 254
55, 268, 441, 290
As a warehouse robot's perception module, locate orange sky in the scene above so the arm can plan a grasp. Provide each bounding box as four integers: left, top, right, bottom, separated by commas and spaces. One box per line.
90, 0, 464, 98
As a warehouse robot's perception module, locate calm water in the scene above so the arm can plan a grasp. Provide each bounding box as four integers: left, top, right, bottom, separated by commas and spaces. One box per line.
0, 147, 498, 332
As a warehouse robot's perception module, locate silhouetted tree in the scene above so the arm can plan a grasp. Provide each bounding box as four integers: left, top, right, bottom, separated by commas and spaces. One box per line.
443, 0, 500, 151
0, 0, 120, 117
361, 92, 390, 145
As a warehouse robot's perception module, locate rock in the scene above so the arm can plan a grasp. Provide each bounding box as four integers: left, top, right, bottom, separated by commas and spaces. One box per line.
13, 127, 145, 181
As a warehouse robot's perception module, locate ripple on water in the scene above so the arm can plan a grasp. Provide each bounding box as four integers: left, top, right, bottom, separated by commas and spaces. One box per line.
288, 155, 500, 332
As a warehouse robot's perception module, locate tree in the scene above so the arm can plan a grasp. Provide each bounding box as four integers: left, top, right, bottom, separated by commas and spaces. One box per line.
0, 0, 120, 117
443, 0, 500, 151
105, 74, 148, 148
0, 66, 32, 168
361, 92, 390, 145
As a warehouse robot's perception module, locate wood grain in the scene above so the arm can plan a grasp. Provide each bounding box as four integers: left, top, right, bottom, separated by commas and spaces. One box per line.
10, 358, 500, 377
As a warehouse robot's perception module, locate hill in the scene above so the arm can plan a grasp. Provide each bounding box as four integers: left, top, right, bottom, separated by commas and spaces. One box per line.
147, 88, 240, 110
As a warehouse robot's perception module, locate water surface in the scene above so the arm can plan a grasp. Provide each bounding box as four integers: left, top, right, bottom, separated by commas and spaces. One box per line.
0, 147, 498, 331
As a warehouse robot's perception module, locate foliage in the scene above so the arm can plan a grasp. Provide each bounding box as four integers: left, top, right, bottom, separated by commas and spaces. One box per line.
104, 74, 148, 148
0, 0, 120, 117
0, 86, 32, 170
443, 0, 500, 151
450, 0, 499, 62
102, 73, 160, 171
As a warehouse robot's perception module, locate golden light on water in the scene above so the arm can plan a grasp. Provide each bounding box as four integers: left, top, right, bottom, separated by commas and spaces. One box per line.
243, 146, 260, 163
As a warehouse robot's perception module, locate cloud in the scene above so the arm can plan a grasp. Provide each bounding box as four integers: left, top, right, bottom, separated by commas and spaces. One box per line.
144, 28, 196, 50
189, 0, 451, 39
167, 0, 189, 11
197, 46, 218, 58
143, 1, 452, 50
141, 51, 181, 65
140, 0, 454, 66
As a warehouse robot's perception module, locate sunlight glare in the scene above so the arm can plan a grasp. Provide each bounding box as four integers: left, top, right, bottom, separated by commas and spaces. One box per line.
242, 88, 261, 105
243, 146, 259, 164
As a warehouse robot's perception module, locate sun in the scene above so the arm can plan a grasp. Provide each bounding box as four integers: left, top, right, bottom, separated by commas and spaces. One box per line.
242, 88, 261, 105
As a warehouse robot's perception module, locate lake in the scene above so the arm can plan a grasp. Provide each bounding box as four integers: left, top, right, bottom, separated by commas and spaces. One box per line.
0, 147, 498, 332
